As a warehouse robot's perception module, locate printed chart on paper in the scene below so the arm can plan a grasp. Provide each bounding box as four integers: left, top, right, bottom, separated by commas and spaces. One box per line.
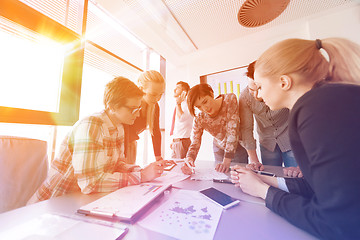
138, 189, 223, 240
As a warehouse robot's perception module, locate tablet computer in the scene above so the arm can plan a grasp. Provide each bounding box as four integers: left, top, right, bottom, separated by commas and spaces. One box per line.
200, 187, 240, 210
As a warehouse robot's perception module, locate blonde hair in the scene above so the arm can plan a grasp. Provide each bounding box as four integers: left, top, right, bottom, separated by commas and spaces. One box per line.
137, 70, 165, 135
256, 38, 360, 86
104, 77, 144, 110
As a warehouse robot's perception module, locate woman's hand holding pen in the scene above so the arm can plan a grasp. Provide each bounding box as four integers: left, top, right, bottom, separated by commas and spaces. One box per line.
141, 160, 166, 182
230, 165, 269, 199
181, 157, 195, 175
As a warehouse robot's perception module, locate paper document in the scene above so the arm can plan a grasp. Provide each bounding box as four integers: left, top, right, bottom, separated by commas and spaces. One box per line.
0, 213, 128, 240
191, 167, 229, 181
78, 183, 171, 222
150, 166, 190, 185
138, 189, 223, 240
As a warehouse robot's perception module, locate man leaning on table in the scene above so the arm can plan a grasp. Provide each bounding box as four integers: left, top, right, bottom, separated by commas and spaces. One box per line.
28, 77, 167, 204
239, 61, 302, 177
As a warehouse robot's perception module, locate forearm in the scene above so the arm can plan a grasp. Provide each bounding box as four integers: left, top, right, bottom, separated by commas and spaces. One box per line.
77, 171, 141, 194
246, 149, 260, 163
175, 103, 184, 118
259, 175, 279, 188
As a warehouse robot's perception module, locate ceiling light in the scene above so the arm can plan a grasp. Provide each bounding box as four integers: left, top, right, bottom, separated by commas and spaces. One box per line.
238, 0, 290, 28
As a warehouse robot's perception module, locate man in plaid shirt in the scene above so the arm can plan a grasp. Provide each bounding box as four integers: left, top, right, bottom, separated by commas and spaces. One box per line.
28, 77, 166, 203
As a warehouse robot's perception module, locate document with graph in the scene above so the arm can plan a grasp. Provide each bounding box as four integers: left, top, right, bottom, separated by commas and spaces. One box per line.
78, 183, 171, 223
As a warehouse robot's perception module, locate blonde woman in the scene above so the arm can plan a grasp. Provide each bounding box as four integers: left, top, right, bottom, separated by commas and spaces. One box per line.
230, 38, 360, 239
126, 70, 165, 163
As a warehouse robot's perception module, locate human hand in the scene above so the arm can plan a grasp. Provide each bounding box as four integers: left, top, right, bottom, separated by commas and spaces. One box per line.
215, 158, 231, 173
283, 166, 303, 178
181, 157, 195, 175
141, 161, 165, 182
155, 156, 163, 161
175, 95, 182, 105
246, 162, 264, 171
230, 166, 269, 199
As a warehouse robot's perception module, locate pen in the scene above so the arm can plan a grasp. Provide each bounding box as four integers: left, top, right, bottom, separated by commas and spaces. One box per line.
213, 178, 233, 184
232, 168, 276, 177
184, 159, 195, 174
252, 170, 276, 177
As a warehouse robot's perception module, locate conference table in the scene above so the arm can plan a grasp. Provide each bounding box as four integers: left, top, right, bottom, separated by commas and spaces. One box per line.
0, 161, 316, 240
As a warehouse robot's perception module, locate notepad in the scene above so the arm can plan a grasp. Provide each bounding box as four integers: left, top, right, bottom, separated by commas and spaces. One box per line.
78, 183, 171, 223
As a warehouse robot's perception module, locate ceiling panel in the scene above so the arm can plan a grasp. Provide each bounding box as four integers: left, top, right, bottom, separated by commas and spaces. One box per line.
95, 0, 358, 57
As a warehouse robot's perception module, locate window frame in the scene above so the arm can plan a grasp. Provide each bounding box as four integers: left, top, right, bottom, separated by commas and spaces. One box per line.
0, 0, 84, 125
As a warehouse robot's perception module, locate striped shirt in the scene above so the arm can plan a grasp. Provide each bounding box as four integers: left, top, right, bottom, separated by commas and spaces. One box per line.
239, 87, 291, 152
34, 111, 141, 202
186, 93, 240, 160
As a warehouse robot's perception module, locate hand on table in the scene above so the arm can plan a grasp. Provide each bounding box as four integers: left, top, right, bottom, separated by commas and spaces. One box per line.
141, 160, 166, 182
215, 158, 231, 173
230, 165, 269, 199
181, 157, 195, 175
246, 162, 264, 171
283, 166, 303, 178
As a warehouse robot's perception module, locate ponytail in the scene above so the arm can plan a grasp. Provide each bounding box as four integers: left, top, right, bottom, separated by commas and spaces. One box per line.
321, 38, 360, 84
256, 38, 360, 86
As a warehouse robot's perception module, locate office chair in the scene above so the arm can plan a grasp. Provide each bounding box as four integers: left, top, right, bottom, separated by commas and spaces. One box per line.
0, 136, 48, 213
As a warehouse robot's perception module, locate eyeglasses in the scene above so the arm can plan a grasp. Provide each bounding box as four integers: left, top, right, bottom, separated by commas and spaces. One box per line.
125, 106, 142, 115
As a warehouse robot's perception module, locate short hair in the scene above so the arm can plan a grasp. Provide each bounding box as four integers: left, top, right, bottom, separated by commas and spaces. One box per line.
104, 77, 144, 110
246, 61, 256, 80
176, 81, 190, 93
255, 38, 360, 86
137, 70, 165, 90
187, 83, 214, 116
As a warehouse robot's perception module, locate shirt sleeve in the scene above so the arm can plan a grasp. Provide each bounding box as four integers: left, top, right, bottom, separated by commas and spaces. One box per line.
71, 118, 141, 194
277, 177, 289, 192
151, 103, 162, 157
223, 94, 240, 159
239, 88, 257, 150
186, 115, 204, 160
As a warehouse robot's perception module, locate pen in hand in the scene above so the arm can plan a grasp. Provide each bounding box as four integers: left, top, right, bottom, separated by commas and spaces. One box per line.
184, 159, 195, 174
252, 169, 276, 177
231, 168, 276, 177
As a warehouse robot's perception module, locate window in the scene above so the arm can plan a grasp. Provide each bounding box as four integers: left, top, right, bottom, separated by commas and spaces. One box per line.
0, 0, 83, 125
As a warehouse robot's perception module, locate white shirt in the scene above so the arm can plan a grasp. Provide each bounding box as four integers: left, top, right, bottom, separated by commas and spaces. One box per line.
172, 101, 193, 139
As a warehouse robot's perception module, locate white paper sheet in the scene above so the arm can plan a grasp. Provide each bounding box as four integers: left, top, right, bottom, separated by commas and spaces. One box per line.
0, 213, 127, 240
150, 166, 190, 185
138, 189, 223, 240
190, 167, 229, 181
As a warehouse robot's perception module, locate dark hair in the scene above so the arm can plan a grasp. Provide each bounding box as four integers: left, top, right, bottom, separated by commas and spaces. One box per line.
104, 77, 144, 110
176, 81, 190, 93
187, 83, 214, 116
246, 61, 256, 80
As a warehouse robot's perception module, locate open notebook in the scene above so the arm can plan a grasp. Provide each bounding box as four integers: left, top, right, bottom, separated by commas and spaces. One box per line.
78, 183, 171, 223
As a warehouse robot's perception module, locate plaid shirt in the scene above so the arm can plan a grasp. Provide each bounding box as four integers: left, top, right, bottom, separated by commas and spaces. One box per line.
34, 111, 141, 202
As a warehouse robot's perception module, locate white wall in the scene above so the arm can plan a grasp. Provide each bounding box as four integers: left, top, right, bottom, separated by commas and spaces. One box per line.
163, 3, 360, 161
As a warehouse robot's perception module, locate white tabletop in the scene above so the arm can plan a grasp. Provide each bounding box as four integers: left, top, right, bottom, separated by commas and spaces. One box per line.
0, 161, 316, 240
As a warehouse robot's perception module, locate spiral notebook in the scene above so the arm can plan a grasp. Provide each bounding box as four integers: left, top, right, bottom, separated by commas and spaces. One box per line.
78, 183, 171, 223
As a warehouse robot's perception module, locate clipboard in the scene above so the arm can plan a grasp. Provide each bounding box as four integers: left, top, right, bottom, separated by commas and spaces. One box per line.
78, 184, 171, 223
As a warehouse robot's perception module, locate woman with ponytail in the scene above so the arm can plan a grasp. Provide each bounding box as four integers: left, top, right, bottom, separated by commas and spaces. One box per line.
127, 70, 165, 163
230, 38, 360, 239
